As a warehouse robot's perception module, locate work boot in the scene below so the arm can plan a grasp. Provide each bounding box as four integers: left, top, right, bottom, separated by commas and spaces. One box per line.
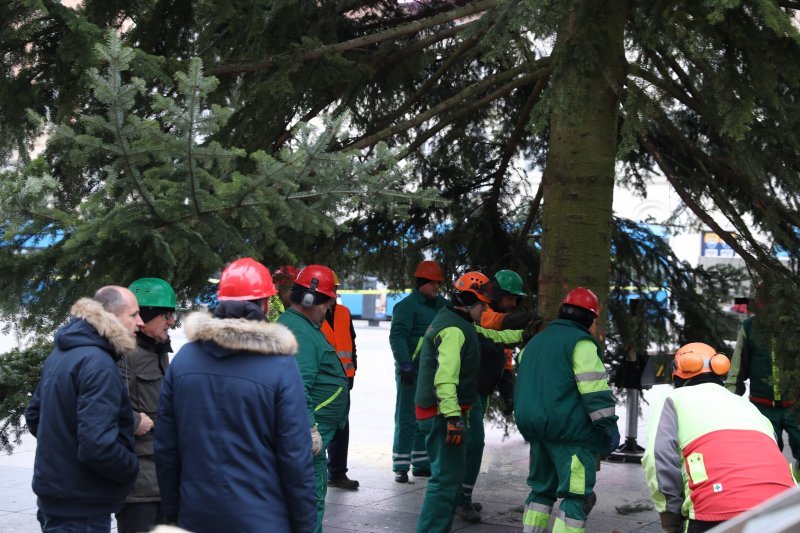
394, 471, 409, 483
582, 492, 597, 515
412, 469, 431, 478
456, 503, 481, 523
328, 476, 360, 490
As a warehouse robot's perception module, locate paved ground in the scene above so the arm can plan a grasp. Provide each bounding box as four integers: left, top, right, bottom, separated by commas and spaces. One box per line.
0, 319, 674, 532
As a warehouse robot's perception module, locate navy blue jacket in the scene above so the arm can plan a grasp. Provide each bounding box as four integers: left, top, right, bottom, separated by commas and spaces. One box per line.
25, 298, 139, 517
155, 311, 316, 533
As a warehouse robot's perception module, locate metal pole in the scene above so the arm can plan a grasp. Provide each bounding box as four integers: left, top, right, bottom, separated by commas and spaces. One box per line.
626, 390, 638, 440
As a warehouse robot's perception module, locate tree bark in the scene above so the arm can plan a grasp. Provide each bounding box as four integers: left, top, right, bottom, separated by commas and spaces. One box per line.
537, 1, 628, 325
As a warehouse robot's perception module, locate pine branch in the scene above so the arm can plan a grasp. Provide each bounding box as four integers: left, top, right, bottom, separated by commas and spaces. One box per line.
512, 180, 544, 265
382, 20, 477, 65
629, 83, 800, 232
208, 0, 499, 76
627, 63, 703, 116
347, 61, 546, 150
368, 25, 487, 135
638, 132, 779, 274
488, 77, 547, 208
398, 68, 548, 159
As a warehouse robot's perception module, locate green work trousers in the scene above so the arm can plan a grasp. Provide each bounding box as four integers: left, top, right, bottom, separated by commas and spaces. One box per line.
522, 440, 596, 533
415, 414, 467, 533
458, 394, 488, 505
314, 421, 338, 533
754, 403, 800, 457
393, 376, 429, 473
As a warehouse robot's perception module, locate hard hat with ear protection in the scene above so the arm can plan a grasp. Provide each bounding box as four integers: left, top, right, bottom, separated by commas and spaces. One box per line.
294, 264, 337, 308
454, 271, 492, 303
672, 342, 731, 380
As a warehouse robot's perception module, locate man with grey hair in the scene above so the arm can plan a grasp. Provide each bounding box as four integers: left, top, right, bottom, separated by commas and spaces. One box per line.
26, 285, 144, 532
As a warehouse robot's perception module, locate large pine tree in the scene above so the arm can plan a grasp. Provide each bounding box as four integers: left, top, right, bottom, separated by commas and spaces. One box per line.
2, 0, 800, 448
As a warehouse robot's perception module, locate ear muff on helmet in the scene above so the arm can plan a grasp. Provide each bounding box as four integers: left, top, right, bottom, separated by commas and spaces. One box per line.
672, 342, 731, 379
301, 278, 319, 308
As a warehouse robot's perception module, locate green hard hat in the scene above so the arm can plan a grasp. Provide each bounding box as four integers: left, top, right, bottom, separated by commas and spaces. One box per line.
493, 270, 526, 296
128, 277, 177, 309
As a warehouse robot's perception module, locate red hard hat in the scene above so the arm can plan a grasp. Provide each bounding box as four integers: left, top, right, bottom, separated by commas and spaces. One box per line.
295, 264, 337, 299
414, 260, 444, 282
273, 265, 299, 287
217, 258, 277, 300
562, 287, 599, 317
454, 271, 492, 303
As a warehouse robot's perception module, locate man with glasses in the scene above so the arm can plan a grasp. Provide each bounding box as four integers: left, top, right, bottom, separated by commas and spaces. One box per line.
116, 278, 177, 533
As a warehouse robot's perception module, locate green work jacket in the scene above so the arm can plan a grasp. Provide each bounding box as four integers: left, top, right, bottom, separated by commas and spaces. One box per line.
389, 288, 448, 368
514, 319, 617, 452
725, 316, 787, 401
415, 307, 480, 417
278, 308, 348, 428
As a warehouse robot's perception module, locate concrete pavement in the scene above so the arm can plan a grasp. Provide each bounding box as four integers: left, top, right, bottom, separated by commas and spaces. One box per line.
0, 319, 664, 532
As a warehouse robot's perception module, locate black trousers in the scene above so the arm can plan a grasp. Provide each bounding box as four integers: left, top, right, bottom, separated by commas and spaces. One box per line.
115, 502, 165, 533
686, 519, 724, 533
327, 419, 350, 480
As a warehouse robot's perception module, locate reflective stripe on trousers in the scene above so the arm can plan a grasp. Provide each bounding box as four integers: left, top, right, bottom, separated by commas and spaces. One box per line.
522, 502, 551, 533
553, 508, 585, 533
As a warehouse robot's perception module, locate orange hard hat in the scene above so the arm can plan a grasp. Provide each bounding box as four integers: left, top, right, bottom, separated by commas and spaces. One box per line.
294, 264, 337, 299
414, 260, 444, 282
217, 258, 277, 300
562, 287, 599, 318
454, 271, 491, 303
672, 342, 731, 380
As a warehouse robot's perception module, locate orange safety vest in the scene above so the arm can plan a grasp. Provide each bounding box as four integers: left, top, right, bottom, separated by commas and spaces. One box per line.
321, 304, 355, 378
480, 308, 515, 370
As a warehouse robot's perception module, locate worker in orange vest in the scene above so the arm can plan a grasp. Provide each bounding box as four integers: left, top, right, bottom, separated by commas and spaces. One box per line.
320, 272, 359, 490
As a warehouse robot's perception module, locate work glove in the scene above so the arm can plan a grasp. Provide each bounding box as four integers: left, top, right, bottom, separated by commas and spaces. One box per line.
582, 492, 597, 516
497, 369, 516, 416
659, 512, 683, 533
399, 362, 415, 386
610, 428, 621, 452
601, 427, 621, 458
311, 424, 323, 456
348, 377, 355, 390
521, 318, 544, 344
445, 416, 465, 446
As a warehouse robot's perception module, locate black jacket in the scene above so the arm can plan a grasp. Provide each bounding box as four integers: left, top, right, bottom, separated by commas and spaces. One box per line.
118, 333, 171, 502
26, 298, 139, 517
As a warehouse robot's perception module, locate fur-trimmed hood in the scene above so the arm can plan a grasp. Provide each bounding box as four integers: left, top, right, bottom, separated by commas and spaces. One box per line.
56, 298, 137, 356
185, 311, 298, 356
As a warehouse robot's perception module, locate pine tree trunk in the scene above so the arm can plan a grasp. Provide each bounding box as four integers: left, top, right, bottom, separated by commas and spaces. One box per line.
537, 2, 628, 327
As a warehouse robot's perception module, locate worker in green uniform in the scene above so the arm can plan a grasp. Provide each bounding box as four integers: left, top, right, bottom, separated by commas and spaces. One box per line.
456, 269, 540, 523
277, 264, 347, 533
515, 287, 619, 533
415, 272, 525, 533
725, 282, 800, 479
389, 260, 449, 482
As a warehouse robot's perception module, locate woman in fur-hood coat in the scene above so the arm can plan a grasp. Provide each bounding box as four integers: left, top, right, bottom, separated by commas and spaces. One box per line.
154, 301, 316, 533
